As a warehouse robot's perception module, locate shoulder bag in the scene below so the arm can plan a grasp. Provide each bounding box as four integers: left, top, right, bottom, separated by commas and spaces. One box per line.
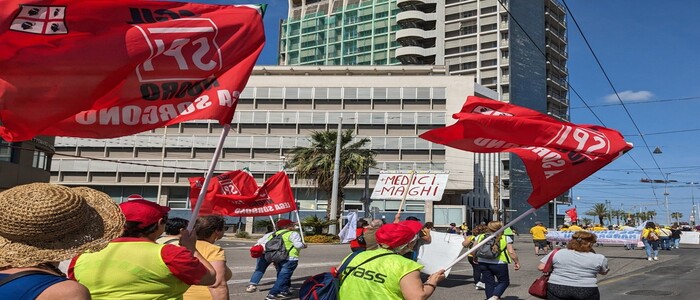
528, 248, 560, 299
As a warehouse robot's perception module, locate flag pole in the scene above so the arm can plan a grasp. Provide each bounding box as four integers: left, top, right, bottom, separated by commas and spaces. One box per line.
270, 215, 277, 231
395, 171, 416, 221
442, 207, 537, 271
294, 210, 305, 243
187, 124, 231, 231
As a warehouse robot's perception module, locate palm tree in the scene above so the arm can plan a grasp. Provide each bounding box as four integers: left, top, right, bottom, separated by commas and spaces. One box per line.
288, 130, 377, 221
610, 210, 622, 226
302, 215, 336, 235
646, 210, 657, 223
586, 203, 608, 226
671, 212, 683, 224
581, 218, 593, 227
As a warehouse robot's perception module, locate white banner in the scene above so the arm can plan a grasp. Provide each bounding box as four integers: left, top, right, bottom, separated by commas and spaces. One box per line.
371, 173, 449, 201
546, 230, 641, 245
680, 231, 700, 244
416, 231, 464, 277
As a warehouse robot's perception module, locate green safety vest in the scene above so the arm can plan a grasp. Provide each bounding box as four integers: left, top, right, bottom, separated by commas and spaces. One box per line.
73, 241, 190, 299
269, 229, 300, 258
477, 234, 512, 263
338, 249, 422, 300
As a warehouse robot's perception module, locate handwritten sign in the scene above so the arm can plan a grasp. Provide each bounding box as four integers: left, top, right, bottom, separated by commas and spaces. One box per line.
370, 173, 448, 201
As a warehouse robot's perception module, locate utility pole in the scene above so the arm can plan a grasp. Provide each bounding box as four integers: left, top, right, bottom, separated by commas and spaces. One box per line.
664, 173, 671, 225
328, 117, 343, 235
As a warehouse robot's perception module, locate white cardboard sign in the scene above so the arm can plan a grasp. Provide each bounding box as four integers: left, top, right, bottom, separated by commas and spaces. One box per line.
416, 231, 464, 277
370, 173, 449, 201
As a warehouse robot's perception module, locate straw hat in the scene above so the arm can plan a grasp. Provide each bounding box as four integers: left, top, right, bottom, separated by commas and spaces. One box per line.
0, 183, 124, 267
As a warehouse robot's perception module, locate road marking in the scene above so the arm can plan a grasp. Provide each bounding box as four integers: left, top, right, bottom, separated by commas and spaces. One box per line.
230, 261, 339, 273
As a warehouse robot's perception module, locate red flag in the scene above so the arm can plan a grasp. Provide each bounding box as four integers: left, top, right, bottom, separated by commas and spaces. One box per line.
419, 96, 633, 209
189, 171, 297, 217
0, 1, 265, 141
565, 208, 578, 223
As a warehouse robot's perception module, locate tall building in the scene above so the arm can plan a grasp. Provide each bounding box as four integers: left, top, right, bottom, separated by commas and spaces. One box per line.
0, 136, 55, 191
280, 0, 569, 228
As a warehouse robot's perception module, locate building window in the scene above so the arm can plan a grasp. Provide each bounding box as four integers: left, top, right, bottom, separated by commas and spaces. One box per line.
481, 59, 497, 67
481, 6, 497, 14
0, 140, 11, 162
480, 24, 497, 32
32, 150, 48, 170
480, 41, 497, 49
167, 186, 190, 209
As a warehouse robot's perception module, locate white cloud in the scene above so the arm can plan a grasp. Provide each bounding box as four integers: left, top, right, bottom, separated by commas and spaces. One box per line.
603, 90, 654, 103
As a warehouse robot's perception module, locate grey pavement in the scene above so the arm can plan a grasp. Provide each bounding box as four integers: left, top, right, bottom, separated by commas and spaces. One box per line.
221, 234, 700, 300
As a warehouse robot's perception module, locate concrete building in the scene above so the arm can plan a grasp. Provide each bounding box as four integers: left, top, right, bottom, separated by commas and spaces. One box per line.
279, 0, 570, 228
0, 136, 55, 191
51, 66, 498, 227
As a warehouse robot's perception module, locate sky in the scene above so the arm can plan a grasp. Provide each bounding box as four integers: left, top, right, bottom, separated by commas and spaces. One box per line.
194, 0, 700, 223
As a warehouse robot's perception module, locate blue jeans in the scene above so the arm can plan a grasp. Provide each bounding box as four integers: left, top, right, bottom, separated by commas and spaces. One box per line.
643, 239, 659, 258
269, 260, 299, 295
248, 258, 272, 285
660, 237, 670, 250
478, 263, 510, 298
672, 238, 681, 248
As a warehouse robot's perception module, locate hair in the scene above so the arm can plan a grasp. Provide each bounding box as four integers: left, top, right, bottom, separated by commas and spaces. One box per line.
357, 219, 369, 228
122, 220, 161, 238
406, 216, 420, 221
472, 224, 488, 236
423, 222, 434, 229
164, 217, 188, 235
567, 231, 597, 252
645, 221, 656, 229
485, 221, 504, 253
194, 215, 225, 240
370, 219, 383, 228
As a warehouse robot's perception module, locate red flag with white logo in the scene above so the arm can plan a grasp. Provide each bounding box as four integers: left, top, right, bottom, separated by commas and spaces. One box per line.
0, 1, 265, 141
565, 207, 578, 223
419, 96, 633, 209
189, 171, 297, 217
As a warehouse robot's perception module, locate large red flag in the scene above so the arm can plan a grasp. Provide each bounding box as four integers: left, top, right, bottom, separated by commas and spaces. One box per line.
565, 208, 578, 223
0, 1, 265, 141
420, 96, 633, 209
189, 171, 297, 217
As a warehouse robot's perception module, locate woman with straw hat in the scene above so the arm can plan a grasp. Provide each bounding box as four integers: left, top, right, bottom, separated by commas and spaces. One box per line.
0, 183, 125, 299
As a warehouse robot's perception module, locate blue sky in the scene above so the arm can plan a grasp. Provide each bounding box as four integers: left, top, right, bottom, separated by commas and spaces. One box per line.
195, 1, 700, 223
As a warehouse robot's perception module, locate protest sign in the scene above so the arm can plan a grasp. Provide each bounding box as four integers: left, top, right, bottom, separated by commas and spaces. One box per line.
371, 173, 448, 201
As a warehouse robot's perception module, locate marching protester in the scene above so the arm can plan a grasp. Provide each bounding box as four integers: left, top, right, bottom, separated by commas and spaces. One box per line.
184, 215, 233, 300
642, 222, 661, 261
410, 222, 433, 261
463, 224, 487, 290
338, 220, 446, 299
246, 227, 277, 293
447, 223, 459, 234
530, 221, 549, 255
364, 219, 384, 250
539, 231, 609, 300
349, 219, 369, 253
156, 217, 188, 245
567, 222, 583, 232
69, 195, 217, 299
474, 221, 520, 300
265, 219, 306, 300
0, 183, 124, 299
670, 225, 682, 249
658, 225, 672, 251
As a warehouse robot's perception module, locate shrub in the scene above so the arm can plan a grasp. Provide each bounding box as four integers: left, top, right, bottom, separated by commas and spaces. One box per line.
235, 231, 251, 239
305, 234, 339, 244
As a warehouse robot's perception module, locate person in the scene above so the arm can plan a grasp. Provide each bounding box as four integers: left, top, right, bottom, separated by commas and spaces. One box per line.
246, 228, 277, 293
568, 222, 583, 232
184, 215, 233, 300
349, 219, 369, 252
556, 224, 569, 248
69, 195, 217, 299
462, 224, 487, 290
0, 183, 124, 299
338, 220, 446, 300
539, 231, 609, 300
641, 221, 661, 261
265, 219, 306, 300
503, 226, 516, 243
670, 225, 682, 249
530, 221, 549, 255
447, 223, 458, 234
460, 222, 469, 236
658, 225, 672, 250
474, 221, 520, 300
156, 217, 189, 245
410, 222, 433, 261
364, 219, 384, 250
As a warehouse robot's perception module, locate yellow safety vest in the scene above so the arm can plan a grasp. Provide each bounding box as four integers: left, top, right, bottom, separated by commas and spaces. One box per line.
338, 249, 422, 300
73, 241, 190, 299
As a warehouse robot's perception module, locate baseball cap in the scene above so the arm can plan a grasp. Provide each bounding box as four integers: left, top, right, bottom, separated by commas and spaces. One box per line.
277, 219, 294, 228
119, 199, 170, 229
375, 220, 423, 249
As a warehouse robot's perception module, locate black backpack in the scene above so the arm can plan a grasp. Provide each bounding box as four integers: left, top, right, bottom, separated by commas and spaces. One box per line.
264, 230, 290, 263
475, 234, 505, 260
356, 229, 366, 245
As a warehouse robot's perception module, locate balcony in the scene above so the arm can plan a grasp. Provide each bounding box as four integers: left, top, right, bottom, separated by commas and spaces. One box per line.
396, 46, 437, 64
397, 0, 438, 9
546, 44, 568, 60
396, 28, 436, 41
547, 60, 568, 75
546, 76, 567, 90
396, 10, 436, 27
545, 26, 567, 45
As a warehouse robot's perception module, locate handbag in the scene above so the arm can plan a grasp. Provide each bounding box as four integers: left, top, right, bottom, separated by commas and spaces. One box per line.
528, 248, 559, 299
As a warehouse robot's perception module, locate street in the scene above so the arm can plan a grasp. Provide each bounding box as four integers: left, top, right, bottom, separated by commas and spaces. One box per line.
221, 234, 700, 300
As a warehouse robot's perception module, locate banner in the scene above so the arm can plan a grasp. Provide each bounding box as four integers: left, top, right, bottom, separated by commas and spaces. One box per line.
419, 96, 633, 209
338, 211, 358, 243
370, 173, 449, 201
0, 1, 265, 141
189, 171, 297, 217
416, 231, 464, 277
546, 230, 641, 245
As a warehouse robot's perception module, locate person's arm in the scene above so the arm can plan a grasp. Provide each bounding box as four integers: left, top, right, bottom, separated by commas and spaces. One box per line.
507, 244, 520, 270
38, 280, 91, 300
599, 257, 610, 275
393, 213, 401, 224
208, 260, 231, 300
537, 263, 546, 271
289, 232, 306, 249
461, 235, 472, 248
399, 270, 445, 300
179, 229, 217, 286
421, 228, 432, 243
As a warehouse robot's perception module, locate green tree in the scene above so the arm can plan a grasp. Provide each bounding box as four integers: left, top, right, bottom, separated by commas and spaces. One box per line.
288, 130, 376, 221
302, 215, 336, 235
671, 212, 683, 224
610, 209, 623, 226
581, 217, 593, 227
646, 210, 657, 223
586, 203, 608, 226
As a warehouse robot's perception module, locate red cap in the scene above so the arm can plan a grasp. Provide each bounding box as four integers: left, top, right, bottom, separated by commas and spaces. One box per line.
276, 219, 294, 229
127, 194, 145, 201
376, 220, 423, 249
120, 199, 170, 228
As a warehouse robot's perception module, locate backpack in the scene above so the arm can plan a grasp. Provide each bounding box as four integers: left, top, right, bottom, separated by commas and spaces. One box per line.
299, 252, 392, 300
356, 229, 366, 245
647, 230, 660, 241
475, 234, 504, 260
264, 230, 290, 263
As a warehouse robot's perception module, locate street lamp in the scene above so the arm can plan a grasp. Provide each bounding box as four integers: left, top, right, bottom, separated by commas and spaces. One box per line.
640, 176, 677, 225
